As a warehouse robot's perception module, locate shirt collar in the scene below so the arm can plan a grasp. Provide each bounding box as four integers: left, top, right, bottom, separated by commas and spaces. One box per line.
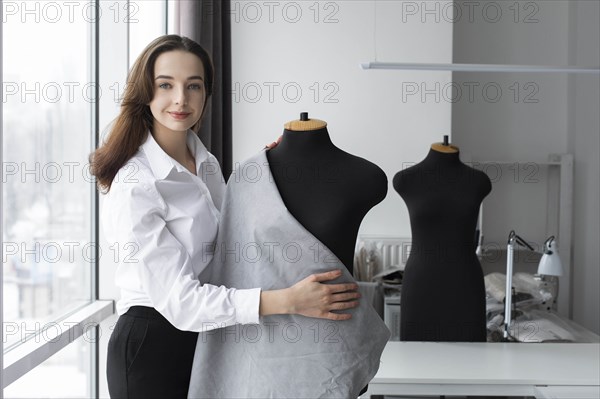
141, 129, 210, 180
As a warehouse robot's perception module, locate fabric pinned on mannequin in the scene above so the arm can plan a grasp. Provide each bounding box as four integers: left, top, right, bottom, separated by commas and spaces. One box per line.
187, 149, 390, 399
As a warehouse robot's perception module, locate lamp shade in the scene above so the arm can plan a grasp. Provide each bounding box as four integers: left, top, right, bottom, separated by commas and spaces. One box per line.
537, 237, 563, 276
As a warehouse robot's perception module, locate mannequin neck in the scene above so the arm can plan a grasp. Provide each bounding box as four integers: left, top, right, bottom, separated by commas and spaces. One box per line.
424, 148, 461, 164
275, 127, 336, 154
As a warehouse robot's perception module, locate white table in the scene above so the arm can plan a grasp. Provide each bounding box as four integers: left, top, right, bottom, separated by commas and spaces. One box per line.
363, 342, 600, 398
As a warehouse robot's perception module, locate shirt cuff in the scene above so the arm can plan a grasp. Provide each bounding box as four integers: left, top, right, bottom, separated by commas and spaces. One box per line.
233, 288, 261, 325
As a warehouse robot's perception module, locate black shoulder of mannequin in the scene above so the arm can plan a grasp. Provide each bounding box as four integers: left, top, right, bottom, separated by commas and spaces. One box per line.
474, 168, 493, 197
392, 170, 402, 194
366, 160, 388, 204
392, 166, 416, 195
346, 154, 388, 204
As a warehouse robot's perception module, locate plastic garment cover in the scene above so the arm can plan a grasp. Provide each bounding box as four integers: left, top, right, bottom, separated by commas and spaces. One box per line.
187, 150, 390, 399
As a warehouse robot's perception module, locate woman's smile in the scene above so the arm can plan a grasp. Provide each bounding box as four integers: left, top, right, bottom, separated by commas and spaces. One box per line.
168, 111, 192, 120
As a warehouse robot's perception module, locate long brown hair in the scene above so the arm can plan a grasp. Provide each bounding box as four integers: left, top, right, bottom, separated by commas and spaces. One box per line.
89, 34, 214, 193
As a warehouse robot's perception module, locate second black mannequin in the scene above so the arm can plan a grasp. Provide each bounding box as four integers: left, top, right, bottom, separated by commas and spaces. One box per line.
393, 142, 492, 342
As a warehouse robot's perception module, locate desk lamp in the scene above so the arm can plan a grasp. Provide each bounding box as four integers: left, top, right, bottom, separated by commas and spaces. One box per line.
504, 231, 564, 340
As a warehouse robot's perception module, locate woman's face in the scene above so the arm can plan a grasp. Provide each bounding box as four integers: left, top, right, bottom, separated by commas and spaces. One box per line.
149, 50, 206, 135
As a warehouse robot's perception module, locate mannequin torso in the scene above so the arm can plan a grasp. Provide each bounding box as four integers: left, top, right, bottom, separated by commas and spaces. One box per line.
266, 126, 387, 274
393, 146, 492, 341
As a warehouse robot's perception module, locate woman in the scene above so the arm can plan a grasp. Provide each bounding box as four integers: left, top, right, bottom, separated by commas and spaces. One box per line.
90, 34, 360, 398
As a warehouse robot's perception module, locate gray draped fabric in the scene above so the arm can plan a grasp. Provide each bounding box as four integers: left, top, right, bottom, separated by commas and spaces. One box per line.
180, 0, 233, 178
188, 150, 390, 399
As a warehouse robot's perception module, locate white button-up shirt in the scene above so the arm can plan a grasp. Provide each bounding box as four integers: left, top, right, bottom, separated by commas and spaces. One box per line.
101, 129, 261, 332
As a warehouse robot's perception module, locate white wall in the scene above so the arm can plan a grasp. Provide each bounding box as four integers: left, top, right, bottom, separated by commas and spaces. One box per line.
570, 0, 600, 335
452, 0, 570, 242
452, 0, 599, 333
231, 0, 454, 237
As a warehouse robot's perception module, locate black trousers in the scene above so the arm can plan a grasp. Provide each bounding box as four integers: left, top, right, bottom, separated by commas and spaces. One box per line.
107, 306, 199, 399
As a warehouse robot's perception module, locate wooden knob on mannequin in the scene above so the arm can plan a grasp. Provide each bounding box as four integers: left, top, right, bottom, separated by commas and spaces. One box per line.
431, 134, 459, 153
284, 112, 327, 131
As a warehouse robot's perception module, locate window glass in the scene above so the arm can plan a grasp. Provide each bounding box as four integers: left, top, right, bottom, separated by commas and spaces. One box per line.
2, 0, 95, 351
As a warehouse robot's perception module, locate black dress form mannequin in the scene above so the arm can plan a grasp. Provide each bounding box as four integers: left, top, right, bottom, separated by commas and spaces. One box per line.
393, 137, 492, 342
268, 114, 386, 395
266, 113, 387, 276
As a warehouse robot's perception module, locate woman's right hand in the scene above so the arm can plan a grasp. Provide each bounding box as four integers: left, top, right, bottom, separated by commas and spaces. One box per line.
259, 270, 361, 320
264, 135, 283, 150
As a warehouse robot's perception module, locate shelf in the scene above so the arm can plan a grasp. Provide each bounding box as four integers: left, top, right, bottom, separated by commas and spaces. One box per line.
360, 62, 600, 74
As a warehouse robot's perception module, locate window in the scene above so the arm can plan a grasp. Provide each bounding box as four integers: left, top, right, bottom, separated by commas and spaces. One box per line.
2, 0, 95, 351
2, 0, 100, 395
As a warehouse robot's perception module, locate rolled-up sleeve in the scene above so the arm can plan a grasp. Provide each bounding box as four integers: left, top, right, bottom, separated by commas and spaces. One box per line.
105, 178, 261, 332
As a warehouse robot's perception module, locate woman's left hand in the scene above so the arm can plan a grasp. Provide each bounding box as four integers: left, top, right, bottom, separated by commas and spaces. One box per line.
264, 135, 282, 150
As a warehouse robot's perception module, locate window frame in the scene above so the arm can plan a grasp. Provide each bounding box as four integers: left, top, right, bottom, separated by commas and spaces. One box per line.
1, 0, 5, 394
2, 301, 113, 390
